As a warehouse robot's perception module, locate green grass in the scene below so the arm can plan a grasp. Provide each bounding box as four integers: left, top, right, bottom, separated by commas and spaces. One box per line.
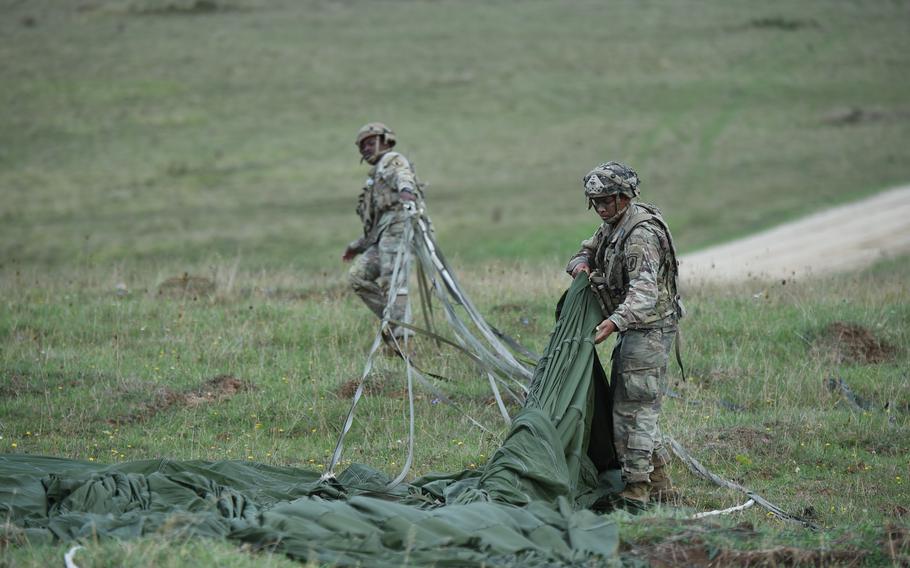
3, 0, 910, 272
2, 0, 910, 565
2, 257, 908, 565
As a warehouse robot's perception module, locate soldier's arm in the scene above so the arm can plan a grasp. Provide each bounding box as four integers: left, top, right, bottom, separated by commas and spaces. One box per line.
608, 225, 662, 331
565, 227, 602, 275
380, 153, 417, 198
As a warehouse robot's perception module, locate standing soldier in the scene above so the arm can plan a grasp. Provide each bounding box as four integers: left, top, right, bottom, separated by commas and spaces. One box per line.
566, 161, 684, 506
343, 122, 424, 345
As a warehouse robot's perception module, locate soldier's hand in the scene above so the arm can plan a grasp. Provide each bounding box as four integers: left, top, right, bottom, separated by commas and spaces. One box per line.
342, 246, 357, 262
594, 318, 617, 344
571, 262, 591, 278
399, 190, 417, 202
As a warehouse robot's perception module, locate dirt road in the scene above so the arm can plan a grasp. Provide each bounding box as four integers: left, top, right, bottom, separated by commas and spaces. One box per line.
678, 185, 910, 284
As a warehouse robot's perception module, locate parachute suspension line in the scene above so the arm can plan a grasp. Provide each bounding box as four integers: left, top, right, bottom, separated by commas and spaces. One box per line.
486, 372, 511, 425
386, 330, 416, 487
322, 319, 386, 481
668, 435, 819, 530
386, 317, 524, 407
409, 234, 527, 405
386, 230, 417, 488
413, 217, 533, 383
328, 206, 541, 482
323, 220, 415, 480
415, 262, 439, 348
692, 499, 755, 520
410, 228, 531, 398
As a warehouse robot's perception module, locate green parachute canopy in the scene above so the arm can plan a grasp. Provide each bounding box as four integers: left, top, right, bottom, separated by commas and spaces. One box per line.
1, 275, 628, 566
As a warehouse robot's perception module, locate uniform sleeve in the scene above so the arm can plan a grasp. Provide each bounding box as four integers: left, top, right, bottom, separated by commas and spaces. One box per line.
379, 153, 417, 194
608, 225, 663, 331
565, 227, 602, 275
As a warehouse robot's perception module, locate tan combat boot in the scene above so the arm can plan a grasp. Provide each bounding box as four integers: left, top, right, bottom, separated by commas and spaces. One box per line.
649, 464, 679, 503
618, 481, 651, 511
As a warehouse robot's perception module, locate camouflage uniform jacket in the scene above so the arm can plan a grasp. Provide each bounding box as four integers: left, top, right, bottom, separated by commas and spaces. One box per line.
351, 151, 423, 253
566, 202, 683, 332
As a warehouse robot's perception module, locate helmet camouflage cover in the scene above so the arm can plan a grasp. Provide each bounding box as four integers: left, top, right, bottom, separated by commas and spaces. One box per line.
583, 161, 640, 201
355, 122, 397, 147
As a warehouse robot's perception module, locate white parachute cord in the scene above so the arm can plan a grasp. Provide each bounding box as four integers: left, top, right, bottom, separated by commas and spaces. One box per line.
322, 319, 386, 480
386, 330, 416, 487
323, 219, 414, 480
64, 545, 84, 568
486, 371, 511, 425
421, 225, 530, 376
387, 221, 417, 487
668, 435, 819, 530
414, 217, 532, 381
411, 231, 530, 396
692, 499, 756, 519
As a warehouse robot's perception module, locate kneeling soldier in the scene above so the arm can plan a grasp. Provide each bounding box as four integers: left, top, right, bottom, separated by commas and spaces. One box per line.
566, 161, 684, 506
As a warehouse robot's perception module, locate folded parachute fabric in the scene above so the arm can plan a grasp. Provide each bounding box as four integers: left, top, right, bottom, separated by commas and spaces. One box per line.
0, 275, 623, 566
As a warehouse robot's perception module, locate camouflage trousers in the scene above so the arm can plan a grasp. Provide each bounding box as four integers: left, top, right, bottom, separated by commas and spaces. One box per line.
611, 325, 676, 484
348, 213, 409, 335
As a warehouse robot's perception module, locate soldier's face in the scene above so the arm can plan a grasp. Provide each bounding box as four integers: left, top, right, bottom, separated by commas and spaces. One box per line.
591, 196, 619, 220
359, 135, 379, 162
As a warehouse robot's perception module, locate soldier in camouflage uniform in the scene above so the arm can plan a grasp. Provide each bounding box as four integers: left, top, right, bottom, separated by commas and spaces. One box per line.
566, 161, 684, 506
343, 122, 424, 343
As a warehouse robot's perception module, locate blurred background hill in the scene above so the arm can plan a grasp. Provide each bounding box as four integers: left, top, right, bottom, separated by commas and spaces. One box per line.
3, 0, 909, 275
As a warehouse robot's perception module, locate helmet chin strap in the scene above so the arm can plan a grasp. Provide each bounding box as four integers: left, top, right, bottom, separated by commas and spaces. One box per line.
603, 194, 629, 225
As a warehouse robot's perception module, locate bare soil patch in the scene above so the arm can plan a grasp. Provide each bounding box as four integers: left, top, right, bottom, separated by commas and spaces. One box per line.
823, 107, 910, 127
630, 538, 867, 567
747, 17, 820, 31
130, 0, 246, 16
336, 377, 387, 399
108, 374, 252, 425
814, 322, 897, 365
704, 426, 772, 452
0, 374, 36, 398
157, 273, 215, 298
335, 374, 427, 401
884, 525, 910, 565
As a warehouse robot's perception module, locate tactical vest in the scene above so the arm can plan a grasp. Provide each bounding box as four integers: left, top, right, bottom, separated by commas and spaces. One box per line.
588, 202, 685, 326
355, 151, 425, 242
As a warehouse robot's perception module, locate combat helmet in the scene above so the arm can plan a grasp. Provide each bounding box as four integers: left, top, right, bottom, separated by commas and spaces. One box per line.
355, 122, 396, 148
583, 161, 640, 206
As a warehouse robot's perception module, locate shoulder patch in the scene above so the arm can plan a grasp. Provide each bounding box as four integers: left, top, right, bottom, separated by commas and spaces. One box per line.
626, 254, 640, 273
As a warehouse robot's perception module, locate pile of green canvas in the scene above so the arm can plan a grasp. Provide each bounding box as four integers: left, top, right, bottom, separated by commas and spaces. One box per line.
0, 275, 623, 567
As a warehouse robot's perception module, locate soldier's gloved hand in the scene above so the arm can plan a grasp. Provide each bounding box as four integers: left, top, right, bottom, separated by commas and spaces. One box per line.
571, 262, 591, 278
594, 318, 617, 344
402, 200, 418, 215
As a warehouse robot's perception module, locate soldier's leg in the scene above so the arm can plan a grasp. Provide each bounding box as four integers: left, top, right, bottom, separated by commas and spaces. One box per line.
347, 245, 384, 319
377, 215, 409, 336
612, 327, 674, 498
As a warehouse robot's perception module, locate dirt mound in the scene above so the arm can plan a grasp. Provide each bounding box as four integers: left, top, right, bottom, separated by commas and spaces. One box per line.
336, 372, 428, 401
823, 107, 910, 127
814, 322, 897, 364
130, 0, 243, 15
336, 377, 386, 399
158, 273, 215, 298
747, 17, 819, 31
632, 537, 866, 567
109, 374, 251, 425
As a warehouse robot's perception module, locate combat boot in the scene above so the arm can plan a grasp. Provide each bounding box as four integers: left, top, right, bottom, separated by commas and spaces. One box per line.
618, 481, 650, 512
649, 464, 679, 503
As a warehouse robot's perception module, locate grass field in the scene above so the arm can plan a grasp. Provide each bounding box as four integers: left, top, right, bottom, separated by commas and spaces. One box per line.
2, 0, 909, 565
